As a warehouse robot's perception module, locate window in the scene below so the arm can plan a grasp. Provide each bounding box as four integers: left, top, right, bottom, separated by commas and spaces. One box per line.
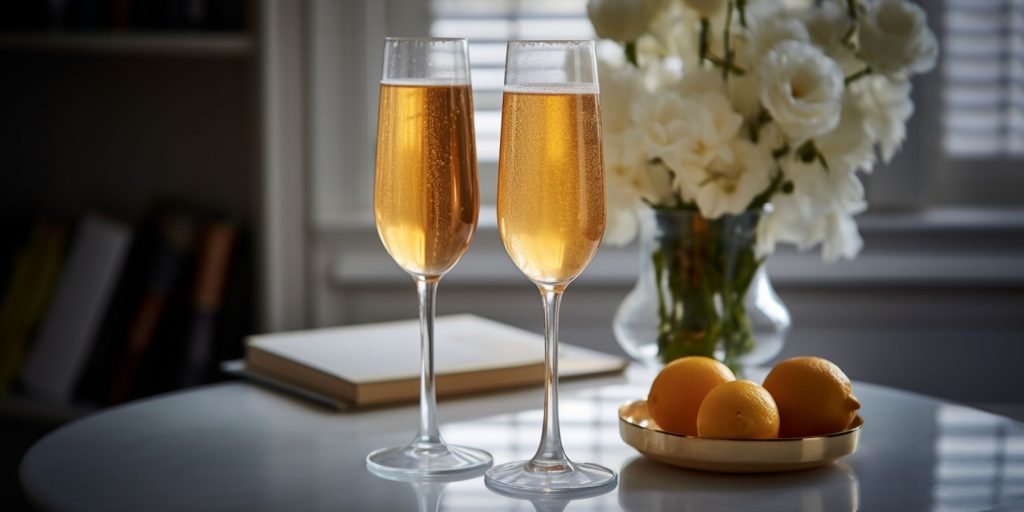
429, 0, 594, 203
918, 0, 1024, 205
276, 1, 1024, 331
942, 0, 1024, 157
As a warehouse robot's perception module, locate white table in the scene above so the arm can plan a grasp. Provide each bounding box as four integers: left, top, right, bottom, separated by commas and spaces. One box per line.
20, 367, 1024, 511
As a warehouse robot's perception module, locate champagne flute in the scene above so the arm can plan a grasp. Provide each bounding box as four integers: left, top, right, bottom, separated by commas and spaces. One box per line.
367, 37, 492, 477
485, 40, 616, 493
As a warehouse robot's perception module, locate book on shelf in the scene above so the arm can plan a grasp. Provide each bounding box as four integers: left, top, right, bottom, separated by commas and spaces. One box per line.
0, 203, 254, 408
74, 205, 252, 405
20, 214, 132, 404
236, 314, 628, 408
178, 220, 236, 387
105, 208, 199, 404
74, 206, 165, 405
0, 220, 69, 395
212, 225, 253, 368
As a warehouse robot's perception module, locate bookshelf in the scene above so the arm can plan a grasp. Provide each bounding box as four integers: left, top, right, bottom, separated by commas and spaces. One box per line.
0, 32, 253, 57
0, 10, 263, 504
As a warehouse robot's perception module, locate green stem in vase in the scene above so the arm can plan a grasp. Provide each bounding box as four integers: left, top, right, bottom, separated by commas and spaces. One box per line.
721, 244, 760, 373
652, 250, 670, 341
655, 214, 723, 365
652, 209, 763, 369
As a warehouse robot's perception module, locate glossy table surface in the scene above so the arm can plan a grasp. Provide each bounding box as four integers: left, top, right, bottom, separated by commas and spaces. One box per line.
20, 366, 1024, 511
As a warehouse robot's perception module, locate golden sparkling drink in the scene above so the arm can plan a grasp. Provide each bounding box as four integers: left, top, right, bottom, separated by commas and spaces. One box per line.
374, 83, 479, 278
497, 88, 605, 286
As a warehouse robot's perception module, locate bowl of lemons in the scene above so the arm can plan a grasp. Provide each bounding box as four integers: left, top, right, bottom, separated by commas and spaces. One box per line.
618, 356, 863, 473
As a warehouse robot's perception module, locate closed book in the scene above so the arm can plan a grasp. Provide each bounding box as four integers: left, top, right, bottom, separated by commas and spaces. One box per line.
178, 220, 236, 387
20, 214, 132, 404
0, 221, 68, 394
106, 211, 198, 403
243, 314, 627, 407
210, 226, 253, 371
74, 210, 163, 405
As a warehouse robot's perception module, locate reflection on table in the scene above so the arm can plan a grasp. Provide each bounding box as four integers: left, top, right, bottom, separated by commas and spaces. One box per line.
932, 405, 1024, 511
433, 383, 859, 511
619, 458, 857, 512
19, 367, 1024, 511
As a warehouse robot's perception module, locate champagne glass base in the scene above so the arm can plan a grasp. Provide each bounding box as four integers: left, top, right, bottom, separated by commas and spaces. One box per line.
484, 459, 617, 494
366, 443, 492, 479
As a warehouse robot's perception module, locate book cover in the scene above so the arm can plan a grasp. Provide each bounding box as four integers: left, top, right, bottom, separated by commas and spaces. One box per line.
243, 315, 627, 407
20, 214, 132, 404
209, 225, 253, 376
0, 220, 68, 395
106, 210, 197, 403
178, 220, 236, 387
74, 209, 162, 405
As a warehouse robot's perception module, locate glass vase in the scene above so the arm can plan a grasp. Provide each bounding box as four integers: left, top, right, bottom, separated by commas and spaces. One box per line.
613, 208, 790, 373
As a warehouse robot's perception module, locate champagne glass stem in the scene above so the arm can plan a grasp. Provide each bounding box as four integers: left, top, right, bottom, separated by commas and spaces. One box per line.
415, 276, 442, 448
530, 285, 571, 471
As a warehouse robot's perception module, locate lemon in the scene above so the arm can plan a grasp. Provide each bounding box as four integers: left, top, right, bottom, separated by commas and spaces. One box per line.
697, 380, 780, 439
648, 356, 735, 436
763, 356, 861, 437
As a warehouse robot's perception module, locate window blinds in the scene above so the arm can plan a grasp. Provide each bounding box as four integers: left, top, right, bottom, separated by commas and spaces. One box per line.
430, 0, 594, 164
943, 0, 1024, 157
433, 0, 1023, 160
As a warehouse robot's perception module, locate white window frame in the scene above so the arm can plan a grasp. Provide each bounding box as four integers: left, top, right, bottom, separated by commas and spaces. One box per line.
260, 0, 431, 329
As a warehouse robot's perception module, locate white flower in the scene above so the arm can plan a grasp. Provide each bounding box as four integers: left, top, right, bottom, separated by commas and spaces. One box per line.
605, 187, 641, 245
745, 8, 809, 62
822, 212, 863, 262
758, 156, 866, 260
604, 128, 676, 244
587, 0, 663, 43
760, 40, 844, 142
682, 0, 726, 17
586, 0, 930, 261
677, 66, 721, 95
852, 75, 914, 163
598, 60, 644, 134
599, 58, 678, 240
606, 127, 646, 170
761, 205, 863, 262
603, 130, 645, 245
732, 6, 811, 121
857, 0, 939, 76
636, 158, 677, 206
639, 0, 711, 64
631, 89, 743, 179
800, 1, 859, 73
801, 1, 850, 54
756, 193, 809, 256
725, 72, 764, 121
679, 67, 764, 127
640, 56, 684, 90
785, 157, 866, 215
677, 138, 774, 219
816, 93, 876, 173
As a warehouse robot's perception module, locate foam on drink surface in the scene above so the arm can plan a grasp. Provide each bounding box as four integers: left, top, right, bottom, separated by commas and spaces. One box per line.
504, 83, 600, 95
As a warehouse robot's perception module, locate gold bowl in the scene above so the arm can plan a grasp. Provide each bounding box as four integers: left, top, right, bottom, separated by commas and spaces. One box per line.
618, 399, 862, 473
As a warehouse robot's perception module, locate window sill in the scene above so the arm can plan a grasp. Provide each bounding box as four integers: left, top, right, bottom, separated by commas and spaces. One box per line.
322, 207, 1024, 288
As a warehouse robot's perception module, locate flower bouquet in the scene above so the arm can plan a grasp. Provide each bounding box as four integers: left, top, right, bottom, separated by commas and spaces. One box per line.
587, 0, 938, 368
